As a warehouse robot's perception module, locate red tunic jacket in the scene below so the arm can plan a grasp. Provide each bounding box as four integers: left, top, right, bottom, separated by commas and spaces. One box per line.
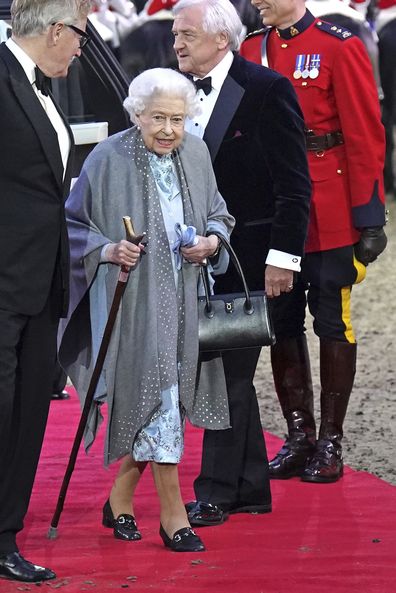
240, 15, 386, 252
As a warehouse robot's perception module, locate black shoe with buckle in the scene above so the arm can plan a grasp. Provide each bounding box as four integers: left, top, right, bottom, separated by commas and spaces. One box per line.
102, 500, 141, 541
185, 501, 229, 526
159, 525, 205, 552
0, 552, 56, 583
301, 439, 344, 483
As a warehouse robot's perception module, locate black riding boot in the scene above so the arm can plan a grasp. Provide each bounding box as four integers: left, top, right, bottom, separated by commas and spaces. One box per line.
269, 336, 316, 479
301, 339, 357, 483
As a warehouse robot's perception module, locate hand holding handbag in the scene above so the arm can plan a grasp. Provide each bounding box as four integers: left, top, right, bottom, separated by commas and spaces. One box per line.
198, 236, 276, 352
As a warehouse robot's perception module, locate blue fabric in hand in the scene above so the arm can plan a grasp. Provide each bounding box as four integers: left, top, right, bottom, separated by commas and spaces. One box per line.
173, 223, 198, 270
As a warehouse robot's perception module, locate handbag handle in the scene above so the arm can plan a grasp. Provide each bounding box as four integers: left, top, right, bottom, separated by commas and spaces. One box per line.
200, 235, 254, 316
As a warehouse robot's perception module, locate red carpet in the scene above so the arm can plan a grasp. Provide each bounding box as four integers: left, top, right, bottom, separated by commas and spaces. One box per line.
2, 387, 395, 592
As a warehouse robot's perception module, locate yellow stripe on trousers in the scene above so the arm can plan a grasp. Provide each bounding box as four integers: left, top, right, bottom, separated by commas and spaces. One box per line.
341, 255, 367, 343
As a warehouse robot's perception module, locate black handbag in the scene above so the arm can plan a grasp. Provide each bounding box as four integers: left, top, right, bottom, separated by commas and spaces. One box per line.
198, 236, 276, 352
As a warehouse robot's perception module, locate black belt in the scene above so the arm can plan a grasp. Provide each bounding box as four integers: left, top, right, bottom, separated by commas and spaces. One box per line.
305, 130, 344, 151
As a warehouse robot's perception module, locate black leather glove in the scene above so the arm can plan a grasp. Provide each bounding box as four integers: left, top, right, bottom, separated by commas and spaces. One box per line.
354, 226, 387, 266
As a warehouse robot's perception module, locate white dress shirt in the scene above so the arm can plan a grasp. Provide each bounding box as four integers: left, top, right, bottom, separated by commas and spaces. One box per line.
6, 38, 71, 177
185, 51, 301, 272
184, 51, 233, 138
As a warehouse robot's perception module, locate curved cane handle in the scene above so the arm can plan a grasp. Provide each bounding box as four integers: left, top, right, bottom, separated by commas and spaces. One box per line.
123, 215, 146, 246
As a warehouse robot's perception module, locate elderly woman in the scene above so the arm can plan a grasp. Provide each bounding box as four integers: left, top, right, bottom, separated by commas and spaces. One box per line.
59, 68, 234, 552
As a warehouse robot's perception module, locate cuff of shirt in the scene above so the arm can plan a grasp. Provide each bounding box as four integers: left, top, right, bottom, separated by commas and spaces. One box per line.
100, 243, 111, 263
265, 249, 301, 272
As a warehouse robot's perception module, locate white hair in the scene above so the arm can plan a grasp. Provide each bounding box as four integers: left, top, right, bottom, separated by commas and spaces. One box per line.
123, 68, 201, 124
11, 0, 93, 36
173, 0, 243, 51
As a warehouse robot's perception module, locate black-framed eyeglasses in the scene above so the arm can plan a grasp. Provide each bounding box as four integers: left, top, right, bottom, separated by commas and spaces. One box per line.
66, 24, 90, 48
51, 22, 90, 49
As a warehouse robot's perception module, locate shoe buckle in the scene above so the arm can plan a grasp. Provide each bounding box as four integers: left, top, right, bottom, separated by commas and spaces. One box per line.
174, 534, 182, 543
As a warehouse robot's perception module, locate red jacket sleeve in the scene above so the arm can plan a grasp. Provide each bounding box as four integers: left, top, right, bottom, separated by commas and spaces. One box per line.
332, 36, 386, 227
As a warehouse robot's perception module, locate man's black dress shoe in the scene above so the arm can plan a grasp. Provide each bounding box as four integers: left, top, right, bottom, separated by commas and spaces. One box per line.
0, 552, 56, 582
186, 500, 271, 526
159, 525, 205, 552
185, 501, 229, 526
102, 500, 142, 541
51, 390, 70, 400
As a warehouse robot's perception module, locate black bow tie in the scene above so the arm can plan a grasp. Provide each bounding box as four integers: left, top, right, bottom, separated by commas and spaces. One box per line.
34, 66, 51, 96
194, 77, 212, 96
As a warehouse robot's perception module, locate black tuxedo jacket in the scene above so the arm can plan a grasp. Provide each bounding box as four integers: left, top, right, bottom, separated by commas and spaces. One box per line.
0, 43, 73, 316
204, 54, 311, 292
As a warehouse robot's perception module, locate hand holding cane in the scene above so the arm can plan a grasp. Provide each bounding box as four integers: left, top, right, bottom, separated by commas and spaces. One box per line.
48, 216, 144, 539
123, 216, 147, 255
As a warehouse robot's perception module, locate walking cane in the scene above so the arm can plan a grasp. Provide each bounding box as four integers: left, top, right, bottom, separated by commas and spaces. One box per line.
48, 216, 145, 539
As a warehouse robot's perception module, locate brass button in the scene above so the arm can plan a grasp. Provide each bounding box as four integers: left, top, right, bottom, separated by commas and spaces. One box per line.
281, 43, 288, 49
337, 169, 342, 174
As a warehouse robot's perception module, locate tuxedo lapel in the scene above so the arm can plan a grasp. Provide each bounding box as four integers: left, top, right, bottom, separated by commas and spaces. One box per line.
11, 78, 65, 192
1, 46, 65, 192
203, 64, 245, 162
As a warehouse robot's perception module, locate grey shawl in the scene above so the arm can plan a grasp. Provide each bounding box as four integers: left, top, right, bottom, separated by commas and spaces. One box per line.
59, 127, 235, 466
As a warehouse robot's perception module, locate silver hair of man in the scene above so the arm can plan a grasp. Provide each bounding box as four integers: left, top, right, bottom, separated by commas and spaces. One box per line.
123, 68, 201, 124
173, 0, 243, 52
11, 0, 93, 37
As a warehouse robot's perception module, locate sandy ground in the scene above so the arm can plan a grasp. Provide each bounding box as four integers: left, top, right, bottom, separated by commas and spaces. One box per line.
256, 198, 396, 485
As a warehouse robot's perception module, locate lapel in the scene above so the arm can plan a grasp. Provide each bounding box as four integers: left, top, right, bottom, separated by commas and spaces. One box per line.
203, 55, 245, 163
1, 45, 70, 194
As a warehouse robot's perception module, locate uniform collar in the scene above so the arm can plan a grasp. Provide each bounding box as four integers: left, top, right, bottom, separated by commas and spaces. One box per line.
276, 9, 315, 40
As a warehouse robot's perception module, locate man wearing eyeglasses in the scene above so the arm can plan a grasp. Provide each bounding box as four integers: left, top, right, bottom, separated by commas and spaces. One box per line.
0, 0, 92, 584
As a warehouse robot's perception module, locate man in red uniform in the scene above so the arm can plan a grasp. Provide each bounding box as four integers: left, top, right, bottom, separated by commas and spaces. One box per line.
240, 0, 387, 482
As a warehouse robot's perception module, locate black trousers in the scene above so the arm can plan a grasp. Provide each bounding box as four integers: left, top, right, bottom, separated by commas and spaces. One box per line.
302, 246, 366, 342
0, 296, 59, 553
194, 347, 271, 507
